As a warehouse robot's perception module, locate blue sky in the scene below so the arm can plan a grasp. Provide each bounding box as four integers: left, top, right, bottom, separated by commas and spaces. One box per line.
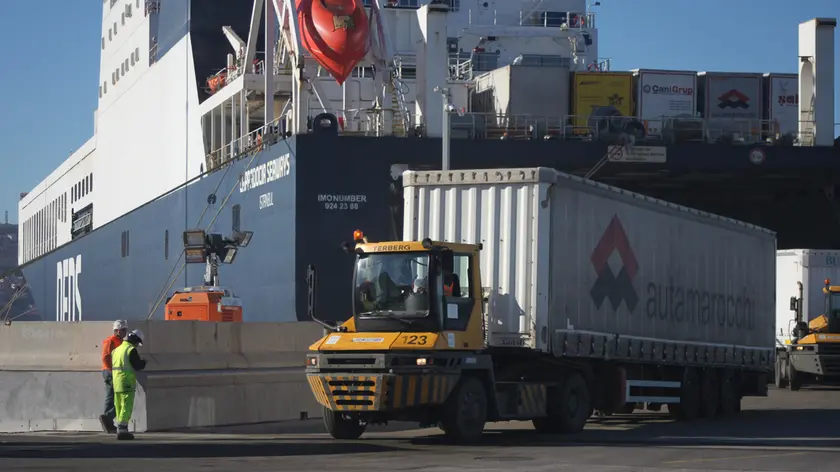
0, 0, 838, 224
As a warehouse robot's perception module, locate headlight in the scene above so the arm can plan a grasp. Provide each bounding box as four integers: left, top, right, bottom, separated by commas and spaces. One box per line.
307, 356, 318, 366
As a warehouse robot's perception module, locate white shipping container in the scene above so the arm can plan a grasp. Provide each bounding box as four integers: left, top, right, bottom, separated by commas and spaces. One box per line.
775, 249, 840, 346
633, 69, 697, 137
403, 168, 777, 356
764, 73, 799, 137
698, 72, 764, 138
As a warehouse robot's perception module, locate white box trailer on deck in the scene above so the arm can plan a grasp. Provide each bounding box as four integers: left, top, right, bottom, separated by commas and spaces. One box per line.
304, 167, 775, 444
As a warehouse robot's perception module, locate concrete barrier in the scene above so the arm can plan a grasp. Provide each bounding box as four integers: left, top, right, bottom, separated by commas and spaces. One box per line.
0, 321, 326, 433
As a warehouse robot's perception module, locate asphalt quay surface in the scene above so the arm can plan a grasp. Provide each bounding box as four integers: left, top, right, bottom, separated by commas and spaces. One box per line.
1, 386, 839, 472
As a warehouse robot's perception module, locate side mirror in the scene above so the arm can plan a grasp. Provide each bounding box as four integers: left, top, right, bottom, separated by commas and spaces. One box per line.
789, 296, 798, 312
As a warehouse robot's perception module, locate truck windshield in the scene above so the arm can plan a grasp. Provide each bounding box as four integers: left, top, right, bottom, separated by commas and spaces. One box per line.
354, 252, 431, 318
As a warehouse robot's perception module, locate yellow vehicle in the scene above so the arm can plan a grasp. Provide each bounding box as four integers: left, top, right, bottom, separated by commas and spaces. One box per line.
776, 279, 840, 390
305, 229, 758, 444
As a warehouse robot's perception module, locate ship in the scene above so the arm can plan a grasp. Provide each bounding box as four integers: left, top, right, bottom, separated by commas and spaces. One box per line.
14, 1, 839, 323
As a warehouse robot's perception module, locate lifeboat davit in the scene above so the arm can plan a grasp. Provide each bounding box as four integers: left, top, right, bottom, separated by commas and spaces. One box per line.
296, 0, 370, 85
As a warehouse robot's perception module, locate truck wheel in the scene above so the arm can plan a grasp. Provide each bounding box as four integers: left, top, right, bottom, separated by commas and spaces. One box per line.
775, 355, 788, 389
700, 369, 720, 418
323, 408, 367, 440
788, 362, 802, 391
718, 370, 740, 416
669, 368, 701, 421
533, 373, 592, 434
440, 376, 487, 444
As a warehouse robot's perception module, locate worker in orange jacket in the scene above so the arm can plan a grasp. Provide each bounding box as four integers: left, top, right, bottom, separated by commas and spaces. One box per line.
100, 320, 128, 434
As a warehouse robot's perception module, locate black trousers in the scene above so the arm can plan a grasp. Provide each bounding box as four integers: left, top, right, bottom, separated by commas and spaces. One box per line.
102, 370, 116, 421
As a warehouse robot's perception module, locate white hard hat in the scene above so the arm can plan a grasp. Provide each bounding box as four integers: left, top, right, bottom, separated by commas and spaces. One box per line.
413, 277, 428, 292
113, 320, 127, 331
129, 329, 144, 345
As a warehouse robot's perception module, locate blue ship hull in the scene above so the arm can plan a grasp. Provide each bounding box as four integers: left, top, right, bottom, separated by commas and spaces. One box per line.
19, 134, 840, 323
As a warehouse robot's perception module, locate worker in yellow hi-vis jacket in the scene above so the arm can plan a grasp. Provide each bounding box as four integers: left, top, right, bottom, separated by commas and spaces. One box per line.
110, 329, 147, 440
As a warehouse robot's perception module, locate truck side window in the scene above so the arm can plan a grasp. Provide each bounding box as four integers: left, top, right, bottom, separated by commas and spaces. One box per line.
443, 253, 474, 330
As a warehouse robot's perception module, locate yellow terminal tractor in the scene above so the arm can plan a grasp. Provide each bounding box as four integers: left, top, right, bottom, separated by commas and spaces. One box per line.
304, 228, 759, 444
776, 278, 840, 390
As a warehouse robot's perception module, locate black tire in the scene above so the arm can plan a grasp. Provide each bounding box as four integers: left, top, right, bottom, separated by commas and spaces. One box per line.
718, 370, 740, 416
534, 372, 591, 434
700, 369, 720, 418
669, 368, 701, 421
775, 355, 788, 389
788, 361, 802, 391
439, 376, 488, 444
323, 407, 366, 440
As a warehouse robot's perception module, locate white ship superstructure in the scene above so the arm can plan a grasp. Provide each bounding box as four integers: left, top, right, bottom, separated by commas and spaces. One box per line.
18, 0, 603, 266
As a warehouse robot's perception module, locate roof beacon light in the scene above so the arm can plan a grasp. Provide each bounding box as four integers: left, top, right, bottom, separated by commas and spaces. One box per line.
353, 230, 368, 244
826, 279, 831, 286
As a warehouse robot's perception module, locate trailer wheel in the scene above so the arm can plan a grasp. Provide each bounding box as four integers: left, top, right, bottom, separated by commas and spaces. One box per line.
718, 370, 740, 416
440, 375, 487, 444
557, 372, 591, 433
775, 355, 788, 389
788, 362, 802, 391
323, 408, 367, 440
669, 367, 701, 421
699, 369, 720, 418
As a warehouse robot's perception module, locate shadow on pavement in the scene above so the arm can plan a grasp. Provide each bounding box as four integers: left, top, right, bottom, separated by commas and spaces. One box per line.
0, 439, 404, 460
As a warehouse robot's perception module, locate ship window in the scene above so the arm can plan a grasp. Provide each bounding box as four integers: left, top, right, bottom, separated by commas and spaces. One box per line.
448, 0, 460, 11
99, 86, 103, 98
232, 204, 241, 232
131, 54, 135, 66
83, 178, 87, 196
135, 47, 139, 61
109, 29, 112, 41
111, 72, 116, 86
137, 0, 140, 8
121, 63, 125, 75
101, 37, 105, 50
164, 230, 169, 260
89, 173, 93, 191
125, 58, 129, 71
121, 12, 125, 25
113, 22, 117, 35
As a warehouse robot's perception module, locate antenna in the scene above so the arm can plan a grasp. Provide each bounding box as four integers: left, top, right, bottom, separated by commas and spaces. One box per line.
3, 211, 7, 224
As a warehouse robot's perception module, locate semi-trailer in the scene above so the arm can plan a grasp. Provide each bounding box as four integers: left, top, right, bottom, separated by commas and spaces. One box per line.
304, 167, 775, 443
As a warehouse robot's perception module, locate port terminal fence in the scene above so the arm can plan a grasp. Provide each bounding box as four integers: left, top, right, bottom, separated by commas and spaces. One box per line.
0, 320, 326, 433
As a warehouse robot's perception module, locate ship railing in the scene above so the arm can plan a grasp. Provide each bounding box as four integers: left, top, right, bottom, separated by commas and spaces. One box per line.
517, 10, 596, 29
204, 117, 288, 172
422, 113, 823, 146
448, 55, 474, 81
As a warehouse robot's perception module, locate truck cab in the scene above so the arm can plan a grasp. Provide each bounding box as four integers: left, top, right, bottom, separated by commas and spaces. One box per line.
305, 231, 496, 441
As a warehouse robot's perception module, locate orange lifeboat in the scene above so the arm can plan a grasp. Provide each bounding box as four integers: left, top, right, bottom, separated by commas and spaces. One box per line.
296, 0, 370, 85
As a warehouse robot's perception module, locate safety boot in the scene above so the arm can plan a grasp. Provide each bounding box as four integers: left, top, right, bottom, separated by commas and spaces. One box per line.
99, 415, 117, 434
116, 424, 134, 440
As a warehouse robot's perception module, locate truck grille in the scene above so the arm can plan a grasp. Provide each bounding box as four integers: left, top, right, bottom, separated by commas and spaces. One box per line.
308, 375, 382, 411
307, 374, 457, 412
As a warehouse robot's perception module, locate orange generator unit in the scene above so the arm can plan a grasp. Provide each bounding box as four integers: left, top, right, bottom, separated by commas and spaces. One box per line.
165, 287, 243, 322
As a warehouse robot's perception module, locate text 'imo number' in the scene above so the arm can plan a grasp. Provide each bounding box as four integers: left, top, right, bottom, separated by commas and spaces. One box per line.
318, 194, 367, 211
